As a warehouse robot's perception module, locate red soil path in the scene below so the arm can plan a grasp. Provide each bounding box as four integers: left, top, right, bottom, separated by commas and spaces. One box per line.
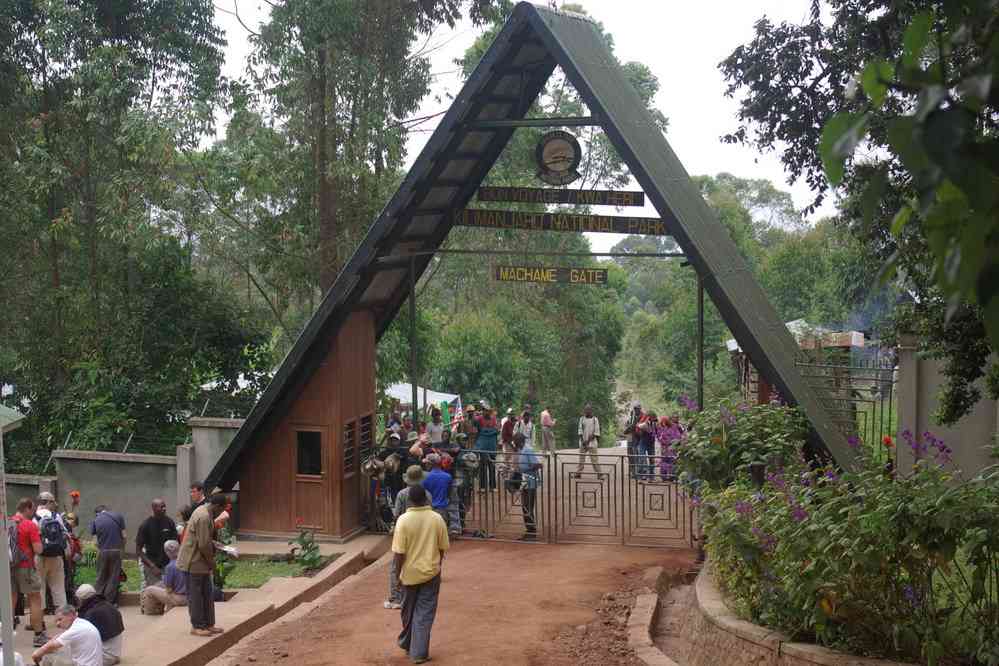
213, 540, 695, 666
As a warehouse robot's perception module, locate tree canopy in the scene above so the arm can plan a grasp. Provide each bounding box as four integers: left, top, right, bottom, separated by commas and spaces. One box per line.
720, 0, 999, 423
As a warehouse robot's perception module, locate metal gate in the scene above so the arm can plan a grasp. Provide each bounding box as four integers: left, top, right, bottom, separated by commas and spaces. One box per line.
459, 448, 695, 548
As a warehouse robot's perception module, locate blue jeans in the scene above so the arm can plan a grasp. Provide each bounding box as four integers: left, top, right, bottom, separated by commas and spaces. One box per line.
638, 439, 655, 478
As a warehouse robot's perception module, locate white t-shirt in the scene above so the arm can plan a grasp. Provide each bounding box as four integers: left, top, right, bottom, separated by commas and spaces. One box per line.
55, 617, 103, 666
515, 420, 534, 445
426, 422, 445, 444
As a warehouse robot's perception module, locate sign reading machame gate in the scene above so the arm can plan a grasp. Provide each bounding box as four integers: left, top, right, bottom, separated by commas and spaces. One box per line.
455, 208, 668, 236
493, 265, 608, 285
477, 186, 645, 206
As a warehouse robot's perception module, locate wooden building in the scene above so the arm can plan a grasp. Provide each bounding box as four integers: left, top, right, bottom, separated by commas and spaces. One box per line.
212, 312, 376, 541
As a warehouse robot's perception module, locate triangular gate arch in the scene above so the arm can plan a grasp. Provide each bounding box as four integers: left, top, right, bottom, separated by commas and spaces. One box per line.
207, 2, 849, 507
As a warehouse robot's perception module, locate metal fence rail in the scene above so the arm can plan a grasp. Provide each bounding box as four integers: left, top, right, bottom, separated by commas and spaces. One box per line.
457, 449, 695, 548
795, 347, 897, 462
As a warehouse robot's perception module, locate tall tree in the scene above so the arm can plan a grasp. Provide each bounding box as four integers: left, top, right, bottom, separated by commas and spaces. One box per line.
233, 0, 500, 294
0, 1, 268, 462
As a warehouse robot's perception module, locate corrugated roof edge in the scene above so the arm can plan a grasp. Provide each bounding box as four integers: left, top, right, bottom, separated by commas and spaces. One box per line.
527, 2, 597, 24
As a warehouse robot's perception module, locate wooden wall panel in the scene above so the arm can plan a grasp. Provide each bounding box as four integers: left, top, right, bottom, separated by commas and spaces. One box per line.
237, 310, 374, 539
335, 312, 376, 535
238, 422, 291, 531
294, 478, 326, 530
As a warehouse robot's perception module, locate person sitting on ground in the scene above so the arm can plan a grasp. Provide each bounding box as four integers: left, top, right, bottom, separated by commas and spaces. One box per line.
74, 585, 123, 666
144, 540, 187, 611
421, 454, 452, 525
384, 465, 426, 610
30, 605, 102, 666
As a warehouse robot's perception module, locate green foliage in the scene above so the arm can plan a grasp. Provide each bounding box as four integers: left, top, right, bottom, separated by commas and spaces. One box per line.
289, 527, 324, 571
615, 174, 874, 408
685, 404, 999, 664
432, 313, 526, 409
676, 401, 807, 492
721, 0, 999, 423
0, 0, 276, 465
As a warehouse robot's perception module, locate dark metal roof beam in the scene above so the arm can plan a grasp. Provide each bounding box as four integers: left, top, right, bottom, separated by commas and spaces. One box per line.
373, 56, 558, 340
466, 116, 600, 129
374, 49, 555, 255
430, 178, 465, 187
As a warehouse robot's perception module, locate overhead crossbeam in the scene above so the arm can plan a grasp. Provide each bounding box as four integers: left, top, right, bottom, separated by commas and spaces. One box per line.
466, 116, 600, 129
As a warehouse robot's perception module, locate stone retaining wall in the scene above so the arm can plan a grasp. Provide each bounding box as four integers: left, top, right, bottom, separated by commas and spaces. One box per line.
658, 565, 913, 666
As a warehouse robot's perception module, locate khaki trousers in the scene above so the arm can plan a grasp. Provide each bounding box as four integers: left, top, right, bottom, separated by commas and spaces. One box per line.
36, 555, 68, 608
577, 443, 600, 472
541, 427, 555, 453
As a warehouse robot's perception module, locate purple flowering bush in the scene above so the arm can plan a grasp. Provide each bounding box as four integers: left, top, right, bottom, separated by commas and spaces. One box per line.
674, 400, 806, 492
685, 406, 999, 664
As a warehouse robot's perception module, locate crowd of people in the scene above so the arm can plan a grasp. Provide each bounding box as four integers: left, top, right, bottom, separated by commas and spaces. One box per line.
377, 399, 688, 663
6, 482, 233, 664
623, 402, 686, 481
369, 402, 574, 546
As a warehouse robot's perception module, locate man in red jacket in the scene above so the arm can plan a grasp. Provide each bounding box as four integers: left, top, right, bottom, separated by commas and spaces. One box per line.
11, 498, 46, 647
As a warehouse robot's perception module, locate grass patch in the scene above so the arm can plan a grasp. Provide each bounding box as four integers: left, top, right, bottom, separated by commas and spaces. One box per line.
74, 559, 142, 592
73, 554, 340, 592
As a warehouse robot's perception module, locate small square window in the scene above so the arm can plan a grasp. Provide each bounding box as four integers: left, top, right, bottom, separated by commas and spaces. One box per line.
297, 431, 323, 476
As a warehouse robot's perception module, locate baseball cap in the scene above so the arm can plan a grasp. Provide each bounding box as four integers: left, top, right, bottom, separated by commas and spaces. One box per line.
39, 491, 56, 502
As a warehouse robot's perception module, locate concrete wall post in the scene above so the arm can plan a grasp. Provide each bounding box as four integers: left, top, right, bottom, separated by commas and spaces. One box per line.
176, 444, 195, 511
37, 477, 58, 501
895, 334, 919, 469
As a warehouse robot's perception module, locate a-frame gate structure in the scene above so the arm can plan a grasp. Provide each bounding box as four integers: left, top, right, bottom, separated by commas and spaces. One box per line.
206, 2, 851, 544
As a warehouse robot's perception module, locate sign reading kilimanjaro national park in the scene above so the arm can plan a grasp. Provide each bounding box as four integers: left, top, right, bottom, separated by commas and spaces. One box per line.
493, 265, 608, 285
454, 208, 668, 236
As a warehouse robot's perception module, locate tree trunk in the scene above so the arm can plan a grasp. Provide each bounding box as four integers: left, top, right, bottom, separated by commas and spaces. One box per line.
316, 44, 338, 293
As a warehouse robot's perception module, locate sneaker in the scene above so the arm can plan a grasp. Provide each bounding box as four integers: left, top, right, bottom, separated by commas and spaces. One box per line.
412, 657, 432, 664
190, 628, 213, 637
383, 600, 402, 610
207, 626, 225, 634
33, 632, 48, 647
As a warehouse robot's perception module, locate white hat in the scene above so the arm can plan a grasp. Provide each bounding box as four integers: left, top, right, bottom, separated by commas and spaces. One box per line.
76, 584, 98, 601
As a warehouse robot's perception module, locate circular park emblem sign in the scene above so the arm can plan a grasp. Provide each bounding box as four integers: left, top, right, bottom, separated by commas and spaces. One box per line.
535, 130, 582, 186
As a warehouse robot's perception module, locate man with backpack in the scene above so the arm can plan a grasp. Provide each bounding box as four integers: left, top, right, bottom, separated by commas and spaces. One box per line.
34, 492, 69, 611
9, 498, 47, 647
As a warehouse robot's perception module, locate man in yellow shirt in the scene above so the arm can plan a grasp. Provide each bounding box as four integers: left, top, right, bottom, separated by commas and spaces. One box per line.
391, 484, 449, 664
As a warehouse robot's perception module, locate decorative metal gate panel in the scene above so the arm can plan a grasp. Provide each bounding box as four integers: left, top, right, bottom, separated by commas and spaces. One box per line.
461, 448, 694, 549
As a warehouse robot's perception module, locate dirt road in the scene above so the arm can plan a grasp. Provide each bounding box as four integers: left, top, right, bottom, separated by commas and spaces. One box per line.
213, 540, 695, 665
